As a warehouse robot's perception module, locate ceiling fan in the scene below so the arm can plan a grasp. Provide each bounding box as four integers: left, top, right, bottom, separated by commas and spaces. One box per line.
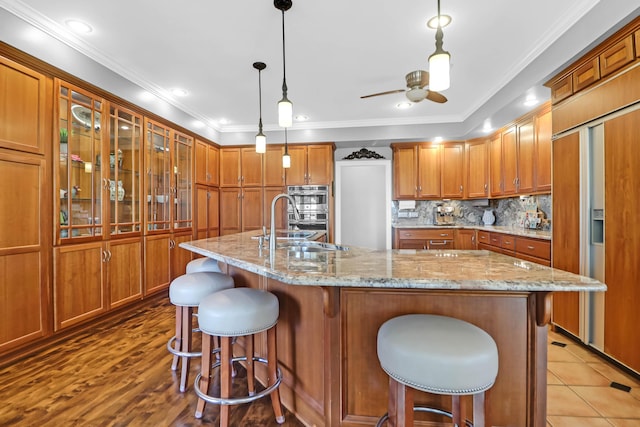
360, 70, 447, 104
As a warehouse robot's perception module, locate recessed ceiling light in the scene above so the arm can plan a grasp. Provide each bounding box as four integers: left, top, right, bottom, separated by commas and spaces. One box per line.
396, 102, 412, 109
433, 136, 443, 143
171, 88, 188, 97
294, 115, 309, 122
218, 118, 229, 125
523, 95, 539, 107
66, 19, 93, 34
427, 15, 452, 29
192, 120, 205, 128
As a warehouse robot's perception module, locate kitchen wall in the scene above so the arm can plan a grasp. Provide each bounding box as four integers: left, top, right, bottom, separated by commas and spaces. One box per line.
392, 195, 552, 229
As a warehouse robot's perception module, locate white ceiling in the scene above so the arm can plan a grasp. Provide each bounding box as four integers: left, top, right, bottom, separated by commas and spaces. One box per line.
0, 0, 638, 146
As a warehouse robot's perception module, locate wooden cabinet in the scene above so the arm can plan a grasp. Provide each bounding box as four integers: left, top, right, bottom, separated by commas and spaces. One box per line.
489, 133, 503, 197
516, 120, 535, 194
573, 58, 600, 92
599, 35, 634, 77
195, 185, 219, 239
285, 144, 334, 185
392, 142, 464, 200
264, 145, 285, 187
441, 143, 464, 198
107, 237, 143, 308
454, 229, 476, 249
195, 140, 218, 186
220, 147, 263, 187
264, 186, 287, 231
219, 187, 264, 235
393, 228, 454, 250
0, 56, 49, 155
501, 126, 518, 196
551, 132, 581, 335
465, 138, 489, 198
143, 231, 192, 294
477, 230, 550, 266
534, 108, 552, 192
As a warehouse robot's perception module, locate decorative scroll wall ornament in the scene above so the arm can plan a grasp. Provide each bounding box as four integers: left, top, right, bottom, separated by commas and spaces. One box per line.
342, 148, 385, 160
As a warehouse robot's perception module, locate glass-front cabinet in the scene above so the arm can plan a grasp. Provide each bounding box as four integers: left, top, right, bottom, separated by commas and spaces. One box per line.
56, 81, 142, 241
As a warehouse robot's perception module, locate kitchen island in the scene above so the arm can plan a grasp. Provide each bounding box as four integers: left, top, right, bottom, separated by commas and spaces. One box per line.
181, 232, 605, 427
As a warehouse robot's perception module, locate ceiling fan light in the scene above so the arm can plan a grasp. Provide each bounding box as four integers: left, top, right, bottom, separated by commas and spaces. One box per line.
255, 131, 266, 153
278, 97, 293, 128
428, 51, 450, 91
406, 87, 427, 102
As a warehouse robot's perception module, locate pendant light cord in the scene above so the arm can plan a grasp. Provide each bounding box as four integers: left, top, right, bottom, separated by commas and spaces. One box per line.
258, 69, 263, 131
281, 9, 288, 96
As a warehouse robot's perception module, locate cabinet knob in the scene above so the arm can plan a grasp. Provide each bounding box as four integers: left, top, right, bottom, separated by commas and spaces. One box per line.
484, 183, 488, 192
460, 185, 463, 193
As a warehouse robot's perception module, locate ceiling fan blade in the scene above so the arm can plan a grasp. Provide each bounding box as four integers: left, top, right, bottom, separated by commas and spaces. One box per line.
360, 89, 405, 99
425, 90, 447, 103
419, 70, 430, 88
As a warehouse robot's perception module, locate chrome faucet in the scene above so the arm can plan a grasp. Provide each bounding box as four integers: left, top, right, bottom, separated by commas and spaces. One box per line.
270, 193, 300, 254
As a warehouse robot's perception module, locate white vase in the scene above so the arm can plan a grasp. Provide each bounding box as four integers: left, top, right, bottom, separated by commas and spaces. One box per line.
482, 209, 495, 226
117, 180, 125, 201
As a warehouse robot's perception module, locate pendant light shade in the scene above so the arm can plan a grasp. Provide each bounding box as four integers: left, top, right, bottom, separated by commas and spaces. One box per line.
282, 128, 291, 168
428, 0, 451, 92
275, 0, 293, 128
253, 62, 267, 153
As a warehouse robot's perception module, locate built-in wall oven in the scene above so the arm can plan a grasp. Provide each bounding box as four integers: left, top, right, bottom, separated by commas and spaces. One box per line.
287, 185, 329, 235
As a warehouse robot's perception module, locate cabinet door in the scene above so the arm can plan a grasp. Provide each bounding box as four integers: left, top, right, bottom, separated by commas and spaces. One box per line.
264, 145, 285, 187
207, 187, 220, 237
57, 82, 104, 241
0, 152, 49, 352
454, 229, 476, 249
489, 133, 503, 197
220, 188, 242, 235
604, 109, 640, 372
441, 143, 464, 198
501, 127, 518, 195
264, 186, 287, 231
195, 140, 208, 185
286, 145, 307, 185
171, 232, 193, 280
144, 119, 172, 233
242, 187, 264, 232
517, 119, 535, 193
393, 146, 417, 199
144, 234, 171, 295
173, 131, 192, 230
535, 108, 552, 192
107, 104, 143, 235
466, 139, 488, 198
551, 132, 580, 335
307, 145, 334, 184
417, 145, 440, 198
54, 242, 105, 330
207, 145, 219, 187
195, 185, 209, 239
220, 148, 241, 187
241, 147, 263, 187
0, 56, 48, 155
107, 238, 142, 308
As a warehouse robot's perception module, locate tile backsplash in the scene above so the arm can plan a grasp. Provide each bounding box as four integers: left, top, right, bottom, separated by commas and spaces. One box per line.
392, 195, 551, 229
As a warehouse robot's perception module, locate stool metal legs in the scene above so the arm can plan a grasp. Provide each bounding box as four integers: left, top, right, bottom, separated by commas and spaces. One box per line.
267, 325, 285, 423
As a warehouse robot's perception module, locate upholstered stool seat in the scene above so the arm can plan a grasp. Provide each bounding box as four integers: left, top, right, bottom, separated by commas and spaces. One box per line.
167, 272, 234, 392
376, 314, 499, 427
186, 257, 222, 274
194, 287, 285, 426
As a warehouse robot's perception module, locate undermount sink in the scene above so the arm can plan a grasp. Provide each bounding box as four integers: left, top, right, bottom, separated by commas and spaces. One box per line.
278, 241, 349, 252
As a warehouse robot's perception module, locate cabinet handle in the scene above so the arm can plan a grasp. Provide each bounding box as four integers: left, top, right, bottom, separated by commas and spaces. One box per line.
472, 235, 476, 243
107, 250, 112, 261
102, 250, 108, 262
484, 183, 488, 192
527, 245, 535, 250
440, 233, 448, 237
504, 241, 511, 245
405, 233, 412, 237
423, 244, 427, 250
429, 240, 448, 246
460, 185, 463, 193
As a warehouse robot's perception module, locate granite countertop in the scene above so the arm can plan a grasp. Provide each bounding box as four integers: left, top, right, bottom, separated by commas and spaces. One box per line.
180, 231, 604, 293
392, 224, 552, 240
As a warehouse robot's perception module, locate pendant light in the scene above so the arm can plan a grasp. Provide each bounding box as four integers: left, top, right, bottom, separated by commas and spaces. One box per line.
275, 0, 293, 128
428, 0, 451, 92
282, 128, 291, 168
253, 62, 267, 153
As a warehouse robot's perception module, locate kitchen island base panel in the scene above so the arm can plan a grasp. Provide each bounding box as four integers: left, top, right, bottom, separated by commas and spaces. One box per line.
224, 264, 548, 427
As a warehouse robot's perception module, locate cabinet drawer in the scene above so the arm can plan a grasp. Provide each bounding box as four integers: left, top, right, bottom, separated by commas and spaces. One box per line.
427, 240, 454, 250
488, 232, 502, 247
477, 230, 490, 244
573, 58, 600, 92
516, 237, 551, 261
397, 229, 454, 240
500, 234, 516, 250
550, 74, 573, 103
599, 35, 635, 77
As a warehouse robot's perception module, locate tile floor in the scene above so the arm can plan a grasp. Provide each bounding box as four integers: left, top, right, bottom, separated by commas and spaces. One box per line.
546, 329, 640, 426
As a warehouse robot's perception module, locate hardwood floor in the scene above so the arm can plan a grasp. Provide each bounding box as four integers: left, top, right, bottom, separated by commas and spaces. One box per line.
0, 297, 305, 427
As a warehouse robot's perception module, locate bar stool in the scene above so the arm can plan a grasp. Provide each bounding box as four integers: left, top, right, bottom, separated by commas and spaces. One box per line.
194, 287, 285, 426
376, 314, 499, 427
167, 272, 234, 392
186, 257, 222, 274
